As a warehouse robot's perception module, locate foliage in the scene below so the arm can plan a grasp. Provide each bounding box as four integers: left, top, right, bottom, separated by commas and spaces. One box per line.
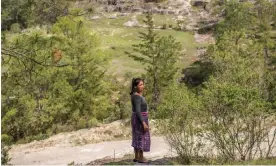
112, 73, 133, 121
1, 134, 12, 164
175, 19, 186, 31
10, 23, 21, 33
1, 16, 112, 142
199, 21, 276, 160
157, 85, 203, 164
181, 60, 214, 87
1, 0, 94, 30
1, 0, 33, 30
160, 0, 276, 163
126, 12, 182, 111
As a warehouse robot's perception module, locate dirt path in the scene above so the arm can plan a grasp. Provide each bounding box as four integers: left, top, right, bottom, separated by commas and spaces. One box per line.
8, 121, 276, 165
9, 136, 175, 165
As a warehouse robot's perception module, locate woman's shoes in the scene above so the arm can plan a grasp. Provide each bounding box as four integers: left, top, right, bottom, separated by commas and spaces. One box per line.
138, 160, 149, 163
133, 158, 149, 163
138, 158, 149, 163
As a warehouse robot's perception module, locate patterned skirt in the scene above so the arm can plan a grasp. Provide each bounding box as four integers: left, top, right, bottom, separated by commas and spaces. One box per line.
131, 112, 151, 152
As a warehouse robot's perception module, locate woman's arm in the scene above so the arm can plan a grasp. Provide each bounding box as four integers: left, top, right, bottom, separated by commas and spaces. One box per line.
133, 95, 144, 123
133, 95, 149, 132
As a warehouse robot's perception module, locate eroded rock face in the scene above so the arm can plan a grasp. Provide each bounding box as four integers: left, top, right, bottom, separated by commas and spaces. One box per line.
83, 0, 195, 15
90, 16, 101, 20
77, 0, 216, 31
124, 19, 141, 27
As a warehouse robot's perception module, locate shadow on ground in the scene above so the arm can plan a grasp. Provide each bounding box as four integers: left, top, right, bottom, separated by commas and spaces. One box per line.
87, 156, 175, 165
86, 156, 276, 165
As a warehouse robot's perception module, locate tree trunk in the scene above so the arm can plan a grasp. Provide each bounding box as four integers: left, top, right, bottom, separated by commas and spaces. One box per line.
152, 71, 159, 111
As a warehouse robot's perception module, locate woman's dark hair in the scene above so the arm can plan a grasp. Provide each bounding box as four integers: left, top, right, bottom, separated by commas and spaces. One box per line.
130, 78, 143, 95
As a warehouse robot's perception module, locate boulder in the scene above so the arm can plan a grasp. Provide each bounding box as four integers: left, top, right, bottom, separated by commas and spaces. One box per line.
109, 13, 118, 19
160, 9, 168, 15
124, 19, 141, 27
132, 7, 141, 12
119, 13, 130, 16
90, 16, 101, 20
168, 10, 175, 14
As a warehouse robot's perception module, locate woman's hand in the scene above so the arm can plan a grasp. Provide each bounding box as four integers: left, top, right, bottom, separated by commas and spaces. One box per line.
142, 121, 149, 133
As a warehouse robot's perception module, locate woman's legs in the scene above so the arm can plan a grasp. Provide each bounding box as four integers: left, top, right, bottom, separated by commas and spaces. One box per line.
134, 148, 139, 160
138, 150, 148, 162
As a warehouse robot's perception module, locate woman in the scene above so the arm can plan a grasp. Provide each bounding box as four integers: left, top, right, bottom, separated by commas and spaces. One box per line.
130, 78, 151, 163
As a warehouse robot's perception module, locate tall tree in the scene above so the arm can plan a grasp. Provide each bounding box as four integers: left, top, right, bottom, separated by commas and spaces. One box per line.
126, 12, 181, 111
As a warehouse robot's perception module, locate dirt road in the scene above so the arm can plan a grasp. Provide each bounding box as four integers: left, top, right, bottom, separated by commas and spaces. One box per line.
9, 136, 174, 165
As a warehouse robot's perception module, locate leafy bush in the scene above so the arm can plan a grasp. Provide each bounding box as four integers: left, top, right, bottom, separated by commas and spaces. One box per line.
161, 23, 167, 29
10, 23, 21, 33
157, 85, 205, 164
1, 134, 12, 164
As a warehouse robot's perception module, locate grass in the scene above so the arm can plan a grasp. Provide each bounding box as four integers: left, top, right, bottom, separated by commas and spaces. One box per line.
186, 156, 276, 165
136, 13, 176, 27
85, 13, 198, 80
226, 157, 276, 165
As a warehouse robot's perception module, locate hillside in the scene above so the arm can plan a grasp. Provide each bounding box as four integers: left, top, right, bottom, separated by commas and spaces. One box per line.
76, 0, 216, 81
2, 0, 276, 165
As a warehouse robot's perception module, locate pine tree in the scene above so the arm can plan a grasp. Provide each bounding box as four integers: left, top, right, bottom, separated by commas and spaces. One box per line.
126, 12, 181, 111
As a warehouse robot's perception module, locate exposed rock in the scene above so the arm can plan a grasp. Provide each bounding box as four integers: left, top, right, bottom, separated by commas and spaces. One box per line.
115, 5, 132, 12
105, 6, 116, 12
181, 9, 190, 15
155, 25, 163, 29
194, 33, 215, 44
167, 10, 175, 15
108, 13, 118, 19
119, 12, 130, 16
132, 7, 141, 12
90, 16, 101, 20
77, 0, 216, 31
176, 15, 185, 20
141, 24, 149, 28
160, 9, 168, 15
196, 47, 207, 58
124, 16, 141, 27
124, 20, 140, 27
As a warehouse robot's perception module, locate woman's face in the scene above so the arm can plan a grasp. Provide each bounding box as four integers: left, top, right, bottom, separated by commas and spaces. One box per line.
136, 80, 144, 93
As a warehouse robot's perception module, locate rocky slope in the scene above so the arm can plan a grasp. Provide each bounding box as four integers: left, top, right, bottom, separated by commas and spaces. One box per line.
76, 0, 217, 31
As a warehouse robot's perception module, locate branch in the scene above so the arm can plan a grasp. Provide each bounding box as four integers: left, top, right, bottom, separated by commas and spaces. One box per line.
2, 48, 69, 67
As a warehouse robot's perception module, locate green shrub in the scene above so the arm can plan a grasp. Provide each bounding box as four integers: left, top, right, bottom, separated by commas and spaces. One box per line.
157, 85, 203, 164
1, 134, 12, 165
10, 23, 21, 33
88, 117, 99, 127
161, 23, 167, 29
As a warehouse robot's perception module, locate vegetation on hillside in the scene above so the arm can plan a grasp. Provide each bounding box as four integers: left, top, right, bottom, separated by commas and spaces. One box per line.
157, 0, 276, 164
1, 0, 276, 165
